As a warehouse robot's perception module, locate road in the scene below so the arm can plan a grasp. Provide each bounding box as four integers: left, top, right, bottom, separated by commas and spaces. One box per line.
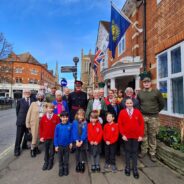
0, 109, 16, 154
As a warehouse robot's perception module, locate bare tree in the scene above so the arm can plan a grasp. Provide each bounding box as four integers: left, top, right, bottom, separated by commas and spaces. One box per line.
0, 32, 12, 59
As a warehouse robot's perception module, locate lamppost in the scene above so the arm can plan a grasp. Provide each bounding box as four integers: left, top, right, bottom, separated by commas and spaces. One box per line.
73, 57, 79, 81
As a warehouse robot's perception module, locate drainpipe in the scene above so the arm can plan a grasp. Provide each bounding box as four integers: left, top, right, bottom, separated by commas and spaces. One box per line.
143, 0, 147, 71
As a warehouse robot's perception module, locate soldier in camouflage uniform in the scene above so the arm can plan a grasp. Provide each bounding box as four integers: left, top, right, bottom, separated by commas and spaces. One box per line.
137, 77, 164, 162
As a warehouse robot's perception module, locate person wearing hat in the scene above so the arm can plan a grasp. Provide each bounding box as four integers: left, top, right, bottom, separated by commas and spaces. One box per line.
14, 89, 34, 156
46, 86, 57, 103
26, 91, 46, 157
68, 80, 87, 122
137, 76, 164, 162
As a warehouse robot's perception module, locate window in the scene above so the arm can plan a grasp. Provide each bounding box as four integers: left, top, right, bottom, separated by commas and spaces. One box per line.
118, 35, 125, 56
31, 69, 38, 75
157, 42, 184, 115
171, 47, 181, 74
15, 78, 22, 83
29, 79, 38, 84
157, 0, 162, 4
15, 68, 22, 73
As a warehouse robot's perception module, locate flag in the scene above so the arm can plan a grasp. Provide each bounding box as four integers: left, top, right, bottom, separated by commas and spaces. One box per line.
108, 4, 130, 58
94, 47, 105, 64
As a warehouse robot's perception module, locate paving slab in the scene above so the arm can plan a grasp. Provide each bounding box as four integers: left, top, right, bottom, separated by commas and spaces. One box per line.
105, 171, 153, 184
142, 166, 184, 184
0, 146, 90, 184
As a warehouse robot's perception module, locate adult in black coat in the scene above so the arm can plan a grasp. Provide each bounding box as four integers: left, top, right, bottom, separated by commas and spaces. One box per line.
14, 89, 34, 156
107, 98, 121, 123
68, 81, 87, 122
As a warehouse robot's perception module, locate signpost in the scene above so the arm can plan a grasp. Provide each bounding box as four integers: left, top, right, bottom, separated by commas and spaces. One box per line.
60, 78, 67, 94
61, 66, 77, 73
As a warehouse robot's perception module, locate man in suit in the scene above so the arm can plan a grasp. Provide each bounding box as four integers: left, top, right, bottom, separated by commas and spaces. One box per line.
14, 89, 34, 156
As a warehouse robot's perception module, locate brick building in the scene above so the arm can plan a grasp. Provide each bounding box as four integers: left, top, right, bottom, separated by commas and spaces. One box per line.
0, 52, 56, 99
96, 0, 184, 127
80, 49, 95, 92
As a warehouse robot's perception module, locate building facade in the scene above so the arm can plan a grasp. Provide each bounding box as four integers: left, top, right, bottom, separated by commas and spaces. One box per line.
0, 52, 56, 99
96, 0, 184, 128
80, 49, 95, 92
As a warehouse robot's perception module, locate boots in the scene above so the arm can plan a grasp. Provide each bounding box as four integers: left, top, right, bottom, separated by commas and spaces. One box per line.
42, 162, 48, 171
63, 165, 69, 176
59, 167, 64, 177
47, 160, 53, 170
80, 162, 85, 173
30, 149, 36, 157
76, 163, 80, 172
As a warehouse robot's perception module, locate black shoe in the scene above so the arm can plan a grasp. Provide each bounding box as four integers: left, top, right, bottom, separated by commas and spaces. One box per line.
35, 147, 41, 154
91, 165, 96, 172
133, 169, 139, 179
14, 151, 20, 157
76, 163, 80, 172
42, 162, 48, 171
125, 168, 131, 176
95, 165, 101, 172
30, 149, 36, 157
22, 145, 29, 150
80, 163, 85, 173
59, 168, 64, 177
47, 161, 53, 170
63, 166, 69, 176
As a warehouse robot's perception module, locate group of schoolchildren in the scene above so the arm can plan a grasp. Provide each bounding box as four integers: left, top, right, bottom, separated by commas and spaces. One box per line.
39, 97, 144, 179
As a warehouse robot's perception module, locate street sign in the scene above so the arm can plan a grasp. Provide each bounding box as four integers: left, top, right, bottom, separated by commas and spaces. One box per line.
60, 78, 67, 87
61, 66, 77, 73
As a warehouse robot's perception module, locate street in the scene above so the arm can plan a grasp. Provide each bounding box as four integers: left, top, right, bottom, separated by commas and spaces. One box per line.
0, 109, 16, 155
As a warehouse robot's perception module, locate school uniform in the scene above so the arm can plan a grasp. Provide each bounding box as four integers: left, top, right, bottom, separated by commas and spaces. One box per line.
39, 113, 60, 169
118, 108, 144, 170
88, 121, 103, 168
72, 119, 87, 172
54, 121, 72, 175
103, 122, 119, 166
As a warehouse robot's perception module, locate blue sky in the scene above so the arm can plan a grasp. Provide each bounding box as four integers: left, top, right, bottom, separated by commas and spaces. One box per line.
0, 0, 125, 88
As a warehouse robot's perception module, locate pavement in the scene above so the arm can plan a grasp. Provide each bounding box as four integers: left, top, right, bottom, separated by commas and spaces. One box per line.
0, 108, 16, 154
0, 144, 184, 184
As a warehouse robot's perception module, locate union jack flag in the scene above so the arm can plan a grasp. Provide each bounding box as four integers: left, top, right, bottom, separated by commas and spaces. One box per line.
93, 47, 105, 73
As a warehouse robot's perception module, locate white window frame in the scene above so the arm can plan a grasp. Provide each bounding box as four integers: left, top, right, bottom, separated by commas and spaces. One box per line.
31, 69, 38, 75
157, 0, 162, 4
118, 35, 126, 56
157, 41, 184, 117
15, 68, 22, 73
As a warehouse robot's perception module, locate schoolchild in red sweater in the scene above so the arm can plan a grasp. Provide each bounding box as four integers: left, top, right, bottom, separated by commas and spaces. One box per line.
118, 98, 144, 179
88, 110, 103, 172
39, 103, 60, 171
103, 112, 119, 172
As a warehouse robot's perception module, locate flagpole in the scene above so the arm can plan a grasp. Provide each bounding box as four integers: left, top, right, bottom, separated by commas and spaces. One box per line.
111, 2, 143, 33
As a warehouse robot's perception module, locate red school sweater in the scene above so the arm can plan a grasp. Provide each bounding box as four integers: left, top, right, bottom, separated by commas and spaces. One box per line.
88, 121, 103, 144
39, 114, 60, 140
118, 109, 144, 139
103, 122, 119, 144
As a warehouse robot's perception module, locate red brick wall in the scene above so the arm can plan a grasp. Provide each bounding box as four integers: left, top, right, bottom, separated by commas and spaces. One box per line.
159, 114, 182, 129
146, 0, 184, 127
